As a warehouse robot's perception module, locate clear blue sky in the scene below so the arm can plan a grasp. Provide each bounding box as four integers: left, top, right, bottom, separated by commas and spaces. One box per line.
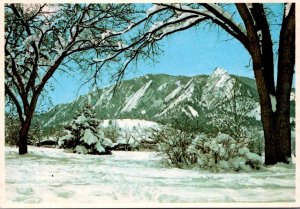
46, 3, 288, 106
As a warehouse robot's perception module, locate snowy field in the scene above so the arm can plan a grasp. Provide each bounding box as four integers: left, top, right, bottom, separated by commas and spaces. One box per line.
4, 146, 296, 207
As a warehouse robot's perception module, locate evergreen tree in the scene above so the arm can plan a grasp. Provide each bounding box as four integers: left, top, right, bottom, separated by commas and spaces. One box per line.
59, 101, 113, 155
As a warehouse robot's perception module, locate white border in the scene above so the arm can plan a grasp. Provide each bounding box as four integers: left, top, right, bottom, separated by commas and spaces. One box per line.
0, 0, 299, 208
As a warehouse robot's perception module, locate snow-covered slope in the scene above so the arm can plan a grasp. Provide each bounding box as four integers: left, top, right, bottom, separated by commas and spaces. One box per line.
201, 67, 235, 107
121, 80, 153, 113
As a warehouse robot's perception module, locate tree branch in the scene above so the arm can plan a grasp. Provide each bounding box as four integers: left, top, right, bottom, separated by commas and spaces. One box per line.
235, 3, 261, 57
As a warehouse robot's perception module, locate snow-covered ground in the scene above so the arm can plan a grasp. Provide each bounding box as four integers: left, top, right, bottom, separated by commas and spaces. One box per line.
4, 146, 296, 207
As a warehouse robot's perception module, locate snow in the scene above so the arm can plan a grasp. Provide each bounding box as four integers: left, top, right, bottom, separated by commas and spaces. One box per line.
201, 67, 235, 107
157, 16, 204, 39
204, 4, 246, 34
246, 3, 253, 9
149, 21, 163, 32
157, 83, 168, 91
81, 129, 98, 146
101, 119, 160, 145
24, 34, 40, 45
117, 41, 127, 49
121, 80, 152, 112
102, 119, 160, 132
181, 107, 191, 117
156, 79, 194, 117
175, 81, 181, 86
270, 94, 277, 112
87, 94, 92, 105
285, 3, 292, 17
95, 142, 105, 153
213, 67, 227, 76
101, 30, 112, 40
75, 145, 88, 154
257, 30, 262, 41
146, 4, 165, 17
187, 105, 198, 117
4, 146, 296, 207
93, 58, 102, 62
290, 92, 295, 101
208, 3, 232, 20
211, 68, 232, 88
164, 85, 183, 102
75, 114, 86, 124
214, 73, 231, 88
92, 86, 113, 109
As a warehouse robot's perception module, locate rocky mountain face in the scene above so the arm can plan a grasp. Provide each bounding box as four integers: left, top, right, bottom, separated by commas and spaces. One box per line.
36, 67, 295, 135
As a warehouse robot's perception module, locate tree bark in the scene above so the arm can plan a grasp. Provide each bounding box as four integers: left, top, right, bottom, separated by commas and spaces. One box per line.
18, 119, 31, 155
17, 89, 41, 154
274, 3, 295, 163
253, 58, 292, 165
252, 62, 277, 165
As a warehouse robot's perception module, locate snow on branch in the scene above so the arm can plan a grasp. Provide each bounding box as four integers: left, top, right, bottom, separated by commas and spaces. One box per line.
160, 3, 246, 39
151, 15, 206, 41
146, 4, 166, 17
206, 3, 246, 34
285, 3, 292, 17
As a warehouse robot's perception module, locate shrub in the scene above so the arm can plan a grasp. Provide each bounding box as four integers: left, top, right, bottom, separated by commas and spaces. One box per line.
187, 133, 262, 172
152, 126, 194, 167
153, 126, 263, 172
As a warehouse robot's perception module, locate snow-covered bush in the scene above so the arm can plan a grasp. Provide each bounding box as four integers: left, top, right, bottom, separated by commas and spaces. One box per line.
152, 126, 194, 167
59, 102, 113, 155
153, 124, 262, 171
117, 131, 140, 151
187, 133, 262, 172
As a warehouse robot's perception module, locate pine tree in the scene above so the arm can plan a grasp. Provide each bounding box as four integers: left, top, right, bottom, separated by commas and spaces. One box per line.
59, 101, 113, 155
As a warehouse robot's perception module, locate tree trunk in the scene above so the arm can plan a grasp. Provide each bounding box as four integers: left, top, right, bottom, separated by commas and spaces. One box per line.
274, 108, 291, 163
18, 94, 38, 154
18, 119, 31, 155
252, 61, 278, 165
274, 3, 295, 163
254, 62, 292, 164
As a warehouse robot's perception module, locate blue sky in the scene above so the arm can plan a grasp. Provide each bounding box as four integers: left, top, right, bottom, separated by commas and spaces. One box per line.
47, 3, 287, 106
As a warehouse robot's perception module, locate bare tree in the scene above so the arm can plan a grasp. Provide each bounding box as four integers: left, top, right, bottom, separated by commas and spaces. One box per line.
91, 3, 294, 165
4, 3, 141, 154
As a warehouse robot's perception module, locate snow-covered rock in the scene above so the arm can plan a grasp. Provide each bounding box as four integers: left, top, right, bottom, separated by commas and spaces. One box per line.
201, 67, 235, 108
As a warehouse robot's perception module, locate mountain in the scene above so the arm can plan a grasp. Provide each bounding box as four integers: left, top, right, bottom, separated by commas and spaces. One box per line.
36, 67, 295, 135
